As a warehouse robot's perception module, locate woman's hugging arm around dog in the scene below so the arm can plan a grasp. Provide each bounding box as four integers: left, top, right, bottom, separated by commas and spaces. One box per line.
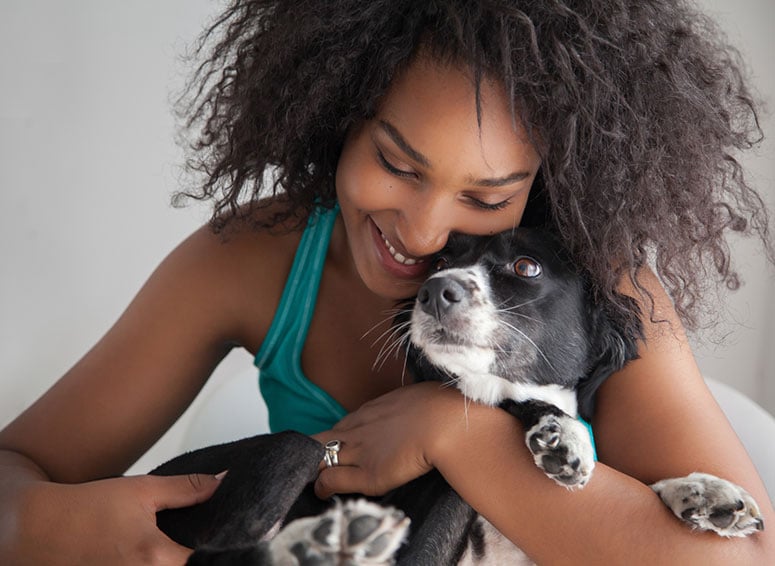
2, 0, 775, 564
317, 267, 774, 564
300, 0, 775, 563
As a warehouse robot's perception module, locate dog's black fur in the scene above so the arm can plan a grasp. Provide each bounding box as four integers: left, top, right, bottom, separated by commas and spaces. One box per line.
150, 227, 646, 564
151, 228, 755, 566
402, 228, 640, 427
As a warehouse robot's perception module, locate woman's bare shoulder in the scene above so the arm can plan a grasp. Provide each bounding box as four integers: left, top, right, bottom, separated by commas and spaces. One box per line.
168, 201, 307, 350
0, 201, 307, 480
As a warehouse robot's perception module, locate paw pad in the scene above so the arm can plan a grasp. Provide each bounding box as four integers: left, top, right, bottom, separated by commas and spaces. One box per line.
651, 473, 764, 537
525, 414, 595, 489
270, 499, 411, 564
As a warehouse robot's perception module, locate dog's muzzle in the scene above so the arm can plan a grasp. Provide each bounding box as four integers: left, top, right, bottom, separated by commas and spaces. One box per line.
417, 275, 467, 321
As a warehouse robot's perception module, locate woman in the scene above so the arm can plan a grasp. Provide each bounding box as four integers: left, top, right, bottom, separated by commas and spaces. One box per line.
1, 1, 773, 563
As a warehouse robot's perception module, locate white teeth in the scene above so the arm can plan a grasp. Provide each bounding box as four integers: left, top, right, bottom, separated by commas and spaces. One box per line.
381, 231, 421, 266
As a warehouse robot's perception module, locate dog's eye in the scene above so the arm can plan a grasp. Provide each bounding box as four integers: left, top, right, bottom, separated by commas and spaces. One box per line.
513, 257, 542, 278
433, 257, 449, 272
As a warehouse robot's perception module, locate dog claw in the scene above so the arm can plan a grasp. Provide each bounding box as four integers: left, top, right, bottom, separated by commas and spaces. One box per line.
526, 414, 594, 489
651, 473, 764, 537
531, 423, 560, 449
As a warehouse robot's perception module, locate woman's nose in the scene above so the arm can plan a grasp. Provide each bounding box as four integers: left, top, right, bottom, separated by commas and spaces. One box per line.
396, 192, 457, 257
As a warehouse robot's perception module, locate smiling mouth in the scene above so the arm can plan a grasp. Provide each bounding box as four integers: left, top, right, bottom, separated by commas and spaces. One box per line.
378, 229, 424, 266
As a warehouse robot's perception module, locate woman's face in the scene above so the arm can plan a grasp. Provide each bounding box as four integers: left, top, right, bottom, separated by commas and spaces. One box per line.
336, 56, 542, 300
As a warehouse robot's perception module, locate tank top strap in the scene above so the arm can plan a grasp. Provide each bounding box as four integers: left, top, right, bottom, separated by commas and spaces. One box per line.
255, 205, 339, 370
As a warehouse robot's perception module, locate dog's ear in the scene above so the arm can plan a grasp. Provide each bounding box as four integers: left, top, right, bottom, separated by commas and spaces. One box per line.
576, 295, 643, 422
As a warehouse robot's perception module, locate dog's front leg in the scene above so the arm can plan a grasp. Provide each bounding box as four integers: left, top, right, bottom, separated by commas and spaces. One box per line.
499, 399, 595, 489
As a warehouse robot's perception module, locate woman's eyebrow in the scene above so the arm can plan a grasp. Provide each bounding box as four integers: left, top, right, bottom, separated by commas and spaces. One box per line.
378, 119, 532, 187
468, 171, 531, 187
378, 120, 431, 167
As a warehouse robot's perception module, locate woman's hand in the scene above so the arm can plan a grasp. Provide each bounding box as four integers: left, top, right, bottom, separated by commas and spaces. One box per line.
312, 381, 494, 499
3, 473, 222, 566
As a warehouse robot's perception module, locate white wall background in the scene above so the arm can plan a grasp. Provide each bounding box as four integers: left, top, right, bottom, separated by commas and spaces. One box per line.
1, 1, 773, 475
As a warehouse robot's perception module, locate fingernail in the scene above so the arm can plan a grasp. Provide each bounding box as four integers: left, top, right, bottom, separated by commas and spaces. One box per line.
215, 470, 228, 481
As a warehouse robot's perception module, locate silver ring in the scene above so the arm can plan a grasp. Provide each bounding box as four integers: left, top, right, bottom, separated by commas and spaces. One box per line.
324, 440, 341, 468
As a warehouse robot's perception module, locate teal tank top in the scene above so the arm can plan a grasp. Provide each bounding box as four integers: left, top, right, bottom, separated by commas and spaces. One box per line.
254, 205, 597, 460
254, 206, 347, 435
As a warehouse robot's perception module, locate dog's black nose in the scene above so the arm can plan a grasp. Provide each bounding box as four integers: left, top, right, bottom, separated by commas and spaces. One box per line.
418, 276, 466, 320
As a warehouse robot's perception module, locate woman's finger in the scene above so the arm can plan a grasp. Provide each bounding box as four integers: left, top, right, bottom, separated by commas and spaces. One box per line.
315, 465, 376, 499
315, 437, 363, 472
138, 472, 224, 512
144, 534, 196, 566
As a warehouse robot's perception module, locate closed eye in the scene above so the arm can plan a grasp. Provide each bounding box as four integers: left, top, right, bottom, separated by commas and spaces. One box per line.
377, 146, 515, 211
468, 198, 512, 211
377, 150, 416, 179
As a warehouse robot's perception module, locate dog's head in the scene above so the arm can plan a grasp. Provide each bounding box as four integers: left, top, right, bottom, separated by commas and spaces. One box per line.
402, 228, 641, 420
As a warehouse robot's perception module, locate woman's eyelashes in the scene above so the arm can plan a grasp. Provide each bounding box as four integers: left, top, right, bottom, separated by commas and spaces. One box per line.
376, 148, 515, 212
468, 197, 512, 211
376, 149, 416, 178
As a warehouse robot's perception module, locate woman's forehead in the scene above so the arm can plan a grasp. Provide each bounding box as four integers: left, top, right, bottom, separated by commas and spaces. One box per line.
373, 56, 541, 175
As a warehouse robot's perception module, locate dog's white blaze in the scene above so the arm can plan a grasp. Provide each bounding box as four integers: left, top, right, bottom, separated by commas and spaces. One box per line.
459, 374, 578, 417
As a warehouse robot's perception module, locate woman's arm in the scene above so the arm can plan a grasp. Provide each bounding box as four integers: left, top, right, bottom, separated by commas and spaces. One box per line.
316, 270, 775, 564
445, 270, 773, 563
0, 226, 239, 480
0, 450, 223, 565
0, 217, 296, 563
432, 401, 773, 565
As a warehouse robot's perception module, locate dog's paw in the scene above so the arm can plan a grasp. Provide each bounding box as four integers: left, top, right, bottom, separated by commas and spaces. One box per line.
268, 499, 410, 565
651, 473, 764, 537
525, 414, 594, 489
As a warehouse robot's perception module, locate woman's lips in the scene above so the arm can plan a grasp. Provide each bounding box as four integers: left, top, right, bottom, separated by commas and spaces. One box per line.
379, 231, 420, 265
369, 218, 429, 279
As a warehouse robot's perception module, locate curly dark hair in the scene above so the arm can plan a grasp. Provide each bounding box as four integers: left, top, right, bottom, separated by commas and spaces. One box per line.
174, 0, 772, 331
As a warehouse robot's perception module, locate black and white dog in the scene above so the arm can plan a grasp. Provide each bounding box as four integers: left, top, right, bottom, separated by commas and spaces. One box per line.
151, 228, 763, 565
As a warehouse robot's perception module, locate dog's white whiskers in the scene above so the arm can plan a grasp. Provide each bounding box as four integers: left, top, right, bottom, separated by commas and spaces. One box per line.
370, 320, 411, 351
438, 372, 462, 387
361, 310, 412, 342
463, 391, 472, 430
487, 339, 506, 358
372, 321, 412, 372
498, 320, 559, 376
381, 307, 409, 316
494, 297, 545, 323
486, 333, 509, 357
373, 334, 398, 366
496, 310, 543, 324
373, 332, 410, 371
360, 317, 397, 342
495, 296, 542, 313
